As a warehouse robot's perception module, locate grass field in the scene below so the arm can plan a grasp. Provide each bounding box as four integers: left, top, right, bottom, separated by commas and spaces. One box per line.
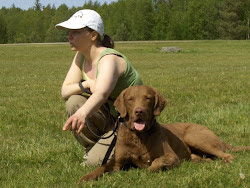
0, 41, 249, 187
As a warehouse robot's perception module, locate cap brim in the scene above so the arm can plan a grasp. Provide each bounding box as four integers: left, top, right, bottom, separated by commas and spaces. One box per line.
55, 20, 86, 30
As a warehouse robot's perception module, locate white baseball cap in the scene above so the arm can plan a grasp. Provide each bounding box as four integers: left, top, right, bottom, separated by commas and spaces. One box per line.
55, 9, 105, 36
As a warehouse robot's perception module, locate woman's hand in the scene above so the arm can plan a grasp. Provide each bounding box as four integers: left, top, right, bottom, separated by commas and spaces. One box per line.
63, 110, 87, 134
63, 80, 96, 134
83, 79, 96, 93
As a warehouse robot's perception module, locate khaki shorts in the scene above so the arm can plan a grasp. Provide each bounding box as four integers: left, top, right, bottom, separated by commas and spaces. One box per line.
66, 95, 115, 166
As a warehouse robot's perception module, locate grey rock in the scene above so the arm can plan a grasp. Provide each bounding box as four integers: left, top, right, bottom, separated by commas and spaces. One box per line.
161, 46, 182, 52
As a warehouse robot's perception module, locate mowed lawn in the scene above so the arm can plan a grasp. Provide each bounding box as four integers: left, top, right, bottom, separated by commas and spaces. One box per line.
0, 41, 249, 187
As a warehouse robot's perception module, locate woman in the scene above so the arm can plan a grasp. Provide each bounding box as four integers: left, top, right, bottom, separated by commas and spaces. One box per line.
56, 9, 143, 166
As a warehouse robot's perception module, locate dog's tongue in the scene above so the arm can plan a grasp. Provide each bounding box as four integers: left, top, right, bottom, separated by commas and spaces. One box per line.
134, 122, 146, 131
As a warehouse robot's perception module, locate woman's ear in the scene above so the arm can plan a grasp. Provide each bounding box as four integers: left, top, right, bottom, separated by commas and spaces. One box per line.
91, 31, 99, 41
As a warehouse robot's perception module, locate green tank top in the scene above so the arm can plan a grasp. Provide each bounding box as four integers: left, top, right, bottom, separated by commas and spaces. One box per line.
81, 48, 143, 116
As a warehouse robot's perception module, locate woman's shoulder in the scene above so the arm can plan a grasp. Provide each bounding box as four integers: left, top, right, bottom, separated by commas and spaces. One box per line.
97, 48, 127, 76
100, 48, 122, 57
98, 48, 126, 64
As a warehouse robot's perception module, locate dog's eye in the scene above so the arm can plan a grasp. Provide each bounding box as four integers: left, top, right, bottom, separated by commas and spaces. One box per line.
145, 95, 152, 100
127, 97, 134, 101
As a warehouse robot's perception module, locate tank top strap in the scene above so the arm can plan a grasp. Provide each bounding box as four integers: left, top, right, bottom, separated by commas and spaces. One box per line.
81, 55, 91, 80
96, 48, 124, 77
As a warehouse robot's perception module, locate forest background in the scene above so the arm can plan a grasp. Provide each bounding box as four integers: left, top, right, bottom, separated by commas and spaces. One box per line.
0, 0, 249, 43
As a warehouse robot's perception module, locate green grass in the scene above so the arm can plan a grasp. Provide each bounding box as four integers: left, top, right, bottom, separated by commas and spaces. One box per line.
0, 41, 249, 187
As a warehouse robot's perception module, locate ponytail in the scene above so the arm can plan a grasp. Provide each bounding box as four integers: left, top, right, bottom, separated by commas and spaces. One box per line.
85, 27, 115, 49
101, 34, 114, 49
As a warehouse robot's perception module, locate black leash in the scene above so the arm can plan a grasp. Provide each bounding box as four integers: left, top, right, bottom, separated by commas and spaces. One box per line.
101, 117, 135, 166
79, 79, 117, 139
101, 116, 124, 166
85, 116, 120, 140
79, 79, 114, 102
78, 80, 122, 165
101, 134, 117, 166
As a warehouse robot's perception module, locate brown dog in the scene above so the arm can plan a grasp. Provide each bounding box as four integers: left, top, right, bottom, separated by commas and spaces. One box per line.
78, 85, 250, 182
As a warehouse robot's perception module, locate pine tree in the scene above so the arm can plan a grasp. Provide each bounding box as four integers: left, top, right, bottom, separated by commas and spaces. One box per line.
34, 0, 42, 11
129, 0, 154, 40
152, 0, 170, 40
45, 4, 69, 42
219, 0, 247, 39
186, 0, 220, 39
0, 15, 8, 43
166, 0, 188, 40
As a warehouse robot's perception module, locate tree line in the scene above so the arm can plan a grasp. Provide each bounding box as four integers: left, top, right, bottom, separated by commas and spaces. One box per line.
0, 0, 249, 43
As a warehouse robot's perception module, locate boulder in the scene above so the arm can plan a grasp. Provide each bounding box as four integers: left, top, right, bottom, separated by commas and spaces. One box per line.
161, 46, 182, 52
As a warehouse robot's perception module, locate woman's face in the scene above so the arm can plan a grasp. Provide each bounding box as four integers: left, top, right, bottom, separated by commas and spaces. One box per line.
67, 28, 93, 52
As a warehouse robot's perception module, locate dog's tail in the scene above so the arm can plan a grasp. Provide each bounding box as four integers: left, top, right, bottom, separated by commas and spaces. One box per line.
224, 143, 250, 152
230, 146, 250, 152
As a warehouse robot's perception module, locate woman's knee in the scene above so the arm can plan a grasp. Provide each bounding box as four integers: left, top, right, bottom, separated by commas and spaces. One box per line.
86, 131, 115, 166
66, 95, 87, 116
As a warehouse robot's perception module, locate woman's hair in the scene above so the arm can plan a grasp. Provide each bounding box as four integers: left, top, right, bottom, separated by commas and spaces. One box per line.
101, 34, 114, 49
86, 27, 114, 49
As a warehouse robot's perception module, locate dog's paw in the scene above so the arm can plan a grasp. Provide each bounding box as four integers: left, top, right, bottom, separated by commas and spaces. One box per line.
222, 154, 235, 163
78, 173, 98, 183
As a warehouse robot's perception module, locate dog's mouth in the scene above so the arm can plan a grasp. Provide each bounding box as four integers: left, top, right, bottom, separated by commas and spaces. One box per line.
133, 118, 146, 131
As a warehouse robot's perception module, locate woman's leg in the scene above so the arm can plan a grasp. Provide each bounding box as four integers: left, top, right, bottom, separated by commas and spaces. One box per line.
86, 130, 115, 166
65, 94, 115, 165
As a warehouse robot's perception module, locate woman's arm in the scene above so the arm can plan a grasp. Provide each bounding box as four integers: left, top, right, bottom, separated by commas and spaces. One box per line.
61, 51, 83, 100
63, 55, 126, 134
61, 52, 95, 100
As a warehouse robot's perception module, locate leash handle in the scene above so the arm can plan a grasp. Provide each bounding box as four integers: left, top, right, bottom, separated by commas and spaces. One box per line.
79, 79, 92, 94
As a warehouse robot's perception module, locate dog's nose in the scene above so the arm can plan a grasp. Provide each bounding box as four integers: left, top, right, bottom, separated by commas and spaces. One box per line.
135, 107, 144, 116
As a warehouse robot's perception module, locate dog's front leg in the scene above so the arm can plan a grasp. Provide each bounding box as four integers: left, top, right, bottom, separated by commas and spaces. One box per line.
148, 153, 180, 171
78, 158, 117, 183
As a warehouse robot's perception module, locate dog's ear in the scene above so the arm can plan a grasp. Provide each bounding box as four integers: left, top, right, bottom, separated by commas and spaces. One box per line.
153, 88, 167, 116
114, 89, 127, 118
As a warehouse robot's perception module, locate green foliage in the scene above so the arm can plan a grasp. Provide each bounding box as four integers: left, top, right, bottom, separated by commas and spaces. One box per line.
1, 5, 23, 43
0, 0, 249, 43
152, 0, 170, 40
99, 0, 130, 40
34, 0, 42, 11
0, 15, 8, 43
129, 0, 154, 40
218, 0, 248, 39
113, 23, 130, 41
0, 41, 249, 187
45, 4, 69, 42
186, 0, 220, 39
14, 9, 45, 43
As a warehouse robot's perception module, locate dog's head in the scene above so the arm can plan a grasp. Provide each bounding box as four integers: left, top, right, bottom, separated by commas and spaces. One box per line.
114, 85, 167, 132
